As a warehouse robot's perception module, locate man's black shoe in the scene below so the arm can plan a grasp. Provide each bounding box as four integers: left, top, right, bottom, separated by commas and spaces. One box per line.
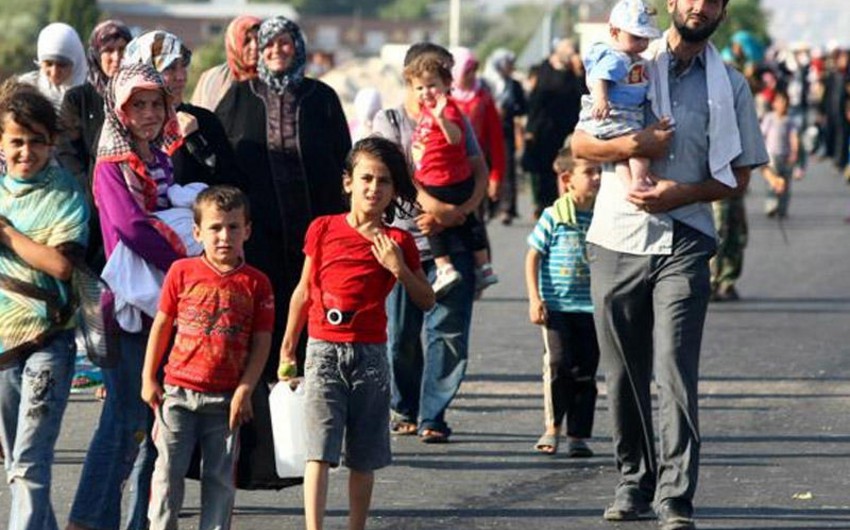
656, 499, 696, 530
602, 502, 653, 521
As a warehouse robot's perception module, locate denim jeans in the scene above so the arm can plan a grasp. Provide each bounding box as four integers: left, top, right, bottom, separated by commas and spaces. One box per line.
0, 330, 75, 530
69, 331, 155, 530
386, 252, 475, 434
149, 385, 238, 530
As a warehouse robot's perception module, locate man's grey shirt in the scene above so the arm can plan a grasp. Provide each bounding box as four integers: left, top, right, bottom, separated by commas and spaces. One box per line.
587, 48, 769, 255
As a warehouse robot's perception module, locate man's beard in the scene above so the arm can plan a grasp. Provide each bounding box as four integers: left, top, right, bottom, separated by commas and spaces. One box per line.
672, 9, 723, 43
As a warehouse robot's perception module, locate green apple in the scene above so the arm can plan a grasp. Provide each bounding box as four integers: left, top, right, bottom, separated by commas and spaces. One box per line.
277, 361, 297, 380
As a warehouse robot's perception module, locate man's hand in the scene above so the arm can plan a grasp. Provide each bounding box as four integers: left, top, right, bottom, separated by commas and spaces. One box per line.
229, 384, 254, 431
141, 378, 164, 409
626, 178, 690, 214
632, 118, 675, 160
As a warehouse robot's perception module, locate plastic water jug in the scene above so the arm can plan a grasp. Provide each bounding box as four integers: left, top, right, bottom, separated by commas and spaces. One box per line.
269, 381, 307, 478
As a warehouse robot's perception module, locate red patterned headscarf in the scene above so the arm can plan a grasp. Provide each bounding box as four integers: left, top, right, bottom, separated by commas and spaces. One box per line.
97, 63, 182, 212
225, 15, 261, 81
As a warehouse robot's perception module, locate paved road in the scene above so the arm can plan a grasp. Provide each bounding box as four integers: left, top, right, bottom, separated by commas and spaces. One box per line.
3, 160, 850, 529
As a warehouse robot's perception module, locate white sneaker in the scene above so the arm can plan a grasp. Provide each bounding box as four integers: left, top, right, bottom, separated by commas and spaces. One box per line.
432, 265, 462, 298
475, 264, 499, 292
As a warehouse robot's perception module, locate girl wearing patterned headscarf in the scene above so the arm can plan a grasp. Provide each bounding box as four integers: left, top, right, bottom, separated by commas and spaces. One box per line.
192, 15, 261, 110
216, 17, 350, 474
122, 30, 242, 191
66, 63, 186, 530
19, 22, 88, 112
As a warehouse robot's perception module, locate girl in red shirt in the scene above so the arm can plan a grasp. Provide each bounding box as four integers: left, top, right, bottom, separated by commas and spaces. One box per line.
278, 137, 434, 530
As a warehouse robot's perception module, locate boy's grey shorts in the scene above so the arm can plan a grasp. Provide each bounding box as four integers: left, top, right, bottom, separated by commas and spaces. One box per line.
577, 95, 644, 140
304, 338, 392, 471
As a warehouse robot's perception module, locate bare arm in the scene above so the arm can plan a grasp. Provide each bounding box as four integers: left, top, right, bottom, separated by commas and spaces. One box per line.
0, 220, 73, 280
141, 311, 174, 408
525, 248, 547, 325
627, 166, 753, 213
571, 121, 674, 163
590, 79, 611, 120
230, 330, 272, 430
278, 256, 312, 369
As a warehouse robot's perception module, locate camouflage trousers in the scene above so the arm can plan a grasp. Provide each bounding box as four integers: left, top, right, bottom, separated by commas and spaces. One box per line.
710, 196, 748, 291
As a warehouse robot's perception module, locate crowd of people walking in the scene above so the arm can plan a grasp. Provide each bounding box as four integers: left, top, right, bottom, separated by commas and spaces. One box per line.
1, 1, 849, 529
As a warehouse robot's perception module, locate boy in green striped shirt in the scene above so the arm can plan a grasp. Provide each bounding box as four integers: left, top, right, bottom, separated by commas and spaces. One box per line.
525, 144, 601, 457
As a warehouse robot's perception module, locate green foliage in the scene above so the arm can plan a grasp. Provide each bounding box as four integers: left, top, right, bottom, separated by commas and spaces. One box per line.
474, 4, 548, 62
651, 0, 770, 51
186, 38, 227, 97
378, 0, 430, 20
0, 0, 51, 78
49, 0, 100, 43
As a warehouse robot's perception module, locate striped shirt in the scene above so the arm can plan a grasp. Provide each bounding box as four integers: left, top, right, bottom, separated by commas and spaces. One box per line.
527, 207, 593, 313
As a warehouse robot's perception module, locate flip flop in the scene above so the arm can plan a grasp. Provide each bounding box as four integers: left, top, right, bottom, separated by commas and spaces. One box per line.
419, 429, 449, 444
534, 433, 559, 454
391, 420, 417, 435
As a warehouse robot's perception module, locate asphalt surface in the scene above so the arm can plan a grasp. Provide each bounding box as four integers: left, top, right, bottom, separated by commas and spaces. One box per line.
2, 159, 850, 529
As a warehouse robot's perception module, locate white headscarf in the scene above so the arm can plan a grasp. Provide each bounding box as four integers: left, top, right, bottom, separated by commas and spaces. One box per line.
20, 22, 87, 111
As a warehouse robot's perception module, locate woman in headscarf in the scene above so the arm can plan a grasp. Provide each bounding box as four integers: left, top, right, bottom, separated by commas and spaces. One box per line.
66, 63, 185, 530
191, 15, 261, 111
350, 87, 383, 142
58, 20, 132, 271
482, 48, 527, 224
451, 46, 506, 217
19, 22, 88, 112
122, 30, 242, 191
217, 16, 350, 377
56, 21, 132, 396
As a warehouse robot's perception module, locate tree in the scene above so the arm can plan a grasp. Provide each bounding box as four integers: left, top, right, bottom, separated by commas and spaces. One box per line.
49, 0, 100, 45
651, 0, 770, 51
0, 0, 50, 78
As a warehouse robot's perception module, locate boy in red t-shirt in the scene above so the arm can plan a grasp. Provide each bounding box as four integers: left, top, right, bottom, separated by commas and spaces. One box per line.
278, 137, 434, 530
141, 185, 274, 530
405, 53, 498, 297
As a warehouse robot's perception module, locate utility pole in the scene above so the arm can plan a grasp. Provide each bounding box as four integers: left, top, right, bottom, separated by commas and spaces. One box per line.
449, 0, 461, 48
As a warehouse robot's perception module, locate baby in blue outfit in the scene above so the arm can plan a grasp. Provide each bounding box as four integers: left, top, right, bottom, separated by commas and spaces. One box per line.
576, 0, 661, 192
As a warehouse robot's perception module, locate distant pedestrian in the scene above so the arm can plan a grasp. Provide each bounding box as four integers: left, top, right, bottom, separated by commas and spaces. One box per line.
523, 38, 586, 218
278, 137, 434, 530
482, 48, 527, 225
525, 145, 601, 457
191, 15, 261, 111
760, 89, 800, 218
142, 186, 274, 530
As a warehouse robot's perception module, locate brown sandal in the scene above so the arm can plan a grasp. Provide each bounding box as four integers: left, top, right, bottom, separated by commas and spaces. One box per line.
391, 420, 417, 435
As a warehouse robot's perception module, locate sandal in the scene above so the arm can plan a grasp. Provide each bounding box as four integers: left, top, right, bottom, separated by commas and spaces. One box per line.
534, 433, 559, 454
391, 420, 417, 435
419, 428, 449, 444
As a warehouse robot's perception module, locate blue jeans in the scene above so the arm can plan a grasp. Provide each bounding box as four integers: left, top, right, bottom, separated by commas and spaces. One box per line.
69, 331, 155, 530
0, 330, 75, 530
386, 252, 475, 434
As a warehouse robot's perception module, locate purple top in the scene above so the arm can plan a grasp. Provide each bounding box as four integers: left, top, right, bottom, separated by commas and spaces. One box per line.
94, 150, 182, 273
